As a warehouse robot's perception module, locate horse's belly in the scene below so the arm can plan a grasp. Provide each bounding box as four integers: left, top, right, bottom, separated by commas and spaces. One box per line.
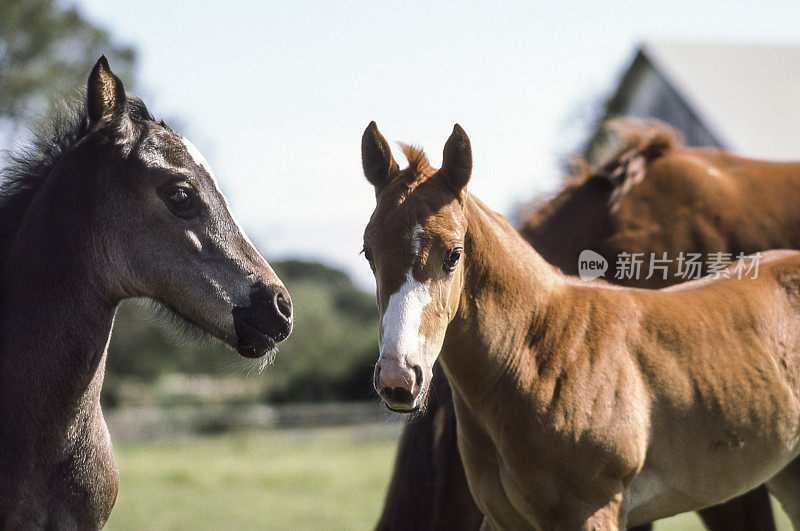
628, 442, 799, 526
627, 368, 800, 522
627, 469, 699, 525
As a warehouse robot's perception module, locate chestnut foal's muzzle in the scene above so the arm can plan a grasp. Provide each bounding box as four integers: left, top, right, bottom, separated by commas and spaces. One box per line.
374, 360, 424, 412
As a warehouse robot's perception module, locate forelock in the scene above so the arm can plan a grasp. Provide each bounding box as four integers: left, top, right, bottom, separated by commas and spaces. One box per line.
398, 143, 434, 178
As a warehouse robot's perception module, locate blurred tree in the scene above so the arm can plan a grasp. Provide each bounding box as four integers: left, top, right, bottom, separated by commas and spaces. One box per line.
0, 0, 136, 142
104, 260, 380, 405
267, 260, 379, 402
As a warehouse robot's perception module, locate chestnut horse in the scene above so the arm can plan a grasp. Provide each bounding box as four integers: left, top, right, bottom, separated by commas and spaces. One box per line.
362, 122, 800, 529
378, 120, 800, 530
0, 58, 293, 528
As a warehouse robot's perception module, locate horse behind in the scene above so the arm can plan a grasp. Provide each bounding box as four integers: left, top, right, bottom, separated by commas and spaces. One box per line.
379, 119, 800, 530
362, 122, 800, 529
0, 58, 292, 528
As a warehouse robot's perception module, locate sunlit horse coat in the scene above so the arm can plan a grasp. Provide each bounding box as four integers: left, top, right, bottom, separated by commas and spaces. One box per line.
370, 121, 800, 530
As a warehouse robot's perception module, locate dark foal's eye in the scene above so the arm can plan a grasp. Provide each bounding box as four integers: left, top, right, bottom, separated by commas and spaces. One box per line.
169, 188, 190, 205
444, 247, 462, 272
159, 183, 199, 219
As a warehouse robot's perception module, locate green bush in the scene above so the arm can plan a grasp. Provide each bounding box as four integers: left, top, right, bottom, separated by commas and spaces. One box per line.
103, 260, 380, 406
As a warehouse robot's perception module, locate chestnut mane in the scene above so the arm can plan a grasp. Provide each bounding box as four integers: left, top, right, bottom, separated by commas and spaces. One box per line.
398, 143, 435, 180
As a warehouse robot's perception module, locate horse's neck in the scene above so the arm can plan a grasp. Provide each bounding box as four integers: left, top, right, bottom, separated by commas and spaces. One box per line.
439, 193, 563, 414
0, 174, 116, 450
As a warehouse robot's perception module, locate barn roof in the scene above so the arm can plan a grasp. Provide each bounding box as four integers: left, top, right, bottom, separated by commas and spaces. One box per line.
599, 41, 800, 160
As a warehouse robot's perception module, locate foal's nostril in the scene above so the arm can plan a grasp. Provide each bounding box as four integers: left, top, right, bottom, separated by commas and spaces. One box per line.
274, 291, 293, 323
413, 365, 423, 389
233, 283, 293, 354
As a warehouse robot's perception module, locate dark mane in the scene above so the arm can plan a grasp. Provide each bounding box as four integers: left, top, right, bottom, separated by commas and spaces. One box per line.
560, 118, 683, 190
398, 142, 435, 179
0, 94, 153, 266
586, 117, 683, 186
520, 118, 683, 229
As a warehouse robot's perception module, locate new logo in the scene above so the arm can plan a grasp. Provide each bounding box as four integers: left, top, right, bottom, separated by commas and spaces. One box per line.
578, 250, 608, 281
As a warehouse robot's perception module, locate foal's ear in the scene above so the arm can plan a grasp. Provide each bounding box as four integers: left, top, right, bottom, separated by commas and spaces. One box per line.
87, 56, 128, 135
362, 121, 398, 192
441, 124, 472, 194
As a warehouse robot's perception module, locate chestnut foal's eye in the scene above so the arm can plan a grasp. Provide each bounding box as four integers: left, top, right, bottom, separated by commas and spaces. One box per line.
159, 184, 198, 218
444, 247, 462, 272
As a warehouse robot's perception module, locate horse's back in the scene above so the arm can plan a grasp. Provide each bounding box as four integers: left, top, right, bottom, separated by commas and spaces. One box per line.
656, 249, 800, 292
644, 147, 800, 223
598, 148, 800, 292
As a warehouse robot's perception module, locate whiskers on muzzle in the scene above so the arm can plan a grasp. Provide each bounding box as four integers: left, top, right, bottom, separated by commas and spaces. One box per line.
141, 299, 222, 347
220, 346, 278, 375
372, 380, 432, 422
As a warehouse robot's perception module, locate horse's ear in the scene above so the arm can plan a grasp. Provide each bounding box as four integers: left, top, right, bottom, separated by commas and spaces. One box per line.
87, 56, 128, 135
441, 124, 472, 193
362, 121, 398, 192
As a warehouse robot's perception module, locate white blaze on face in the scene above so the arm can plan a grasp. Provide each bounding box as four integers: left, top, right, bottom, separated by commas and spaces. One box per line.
380, 269, 432, 363
180, 136, 263, 259
180, 136, 218, 184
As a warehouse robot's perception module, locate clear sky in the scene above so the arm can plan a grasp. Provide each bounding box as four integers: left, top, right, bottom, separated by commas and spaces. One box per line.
70, 0, 800, 288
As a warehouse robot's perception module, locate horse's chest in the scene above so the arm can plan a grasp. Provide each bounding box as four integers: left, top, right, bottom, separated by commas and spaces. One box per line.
41, 418, 119, 528
460, 446, 544, 529
457, 423, 578, 528
71, 423, 119, 526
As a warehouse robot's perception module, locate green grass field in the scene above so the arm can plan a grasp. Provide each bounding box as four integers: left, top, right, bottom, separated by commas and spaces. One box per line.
106, 424, 792, 530
106, 424, 402, 530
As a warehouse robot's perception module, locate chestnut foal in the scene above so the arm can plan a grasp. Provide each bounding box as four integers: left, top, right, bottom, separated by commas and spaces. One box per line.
361, 122, 800, 529
378, 119, 799, 531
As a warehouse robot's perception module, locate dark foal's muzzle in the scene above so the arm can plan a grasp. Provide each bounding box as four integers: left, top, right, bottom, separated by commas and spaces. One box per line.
232, 283, 293, 358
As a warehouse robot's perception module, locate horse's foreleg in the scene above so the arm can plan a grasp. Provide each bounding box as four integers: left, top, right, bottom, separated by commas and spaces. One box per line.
766, 456, 800, 527
548, 490, 627, 531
